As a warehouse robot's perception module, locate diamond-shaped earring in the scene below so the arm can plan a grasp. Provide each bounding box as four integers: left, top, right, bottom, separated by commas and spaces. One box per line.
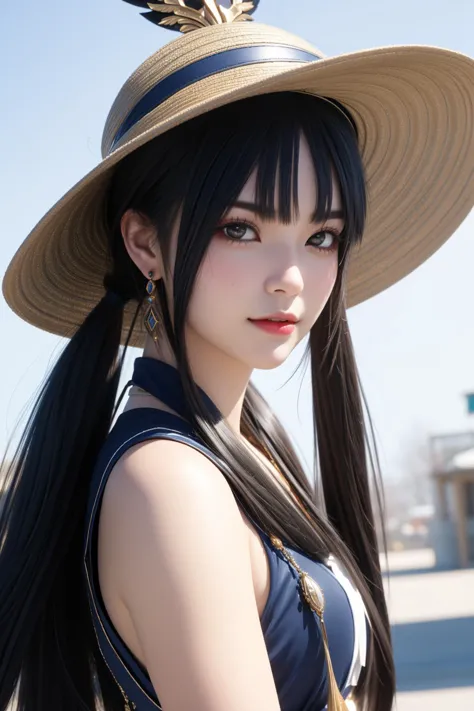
144, 271, 159, 342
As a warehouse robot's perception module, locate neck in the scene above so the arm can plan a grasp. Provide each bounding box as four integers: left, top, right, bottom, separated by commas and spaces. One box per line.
142, 333, 252, 435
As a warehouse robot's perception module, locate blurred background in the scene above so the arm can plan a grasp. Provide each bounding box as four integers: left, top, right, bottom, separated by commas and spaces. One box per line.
1, 1, 473, 708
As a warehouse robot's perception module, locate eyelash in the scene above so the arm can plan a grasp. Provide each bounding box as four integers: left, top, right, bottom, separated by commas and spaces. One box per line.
216, 218, 342, 252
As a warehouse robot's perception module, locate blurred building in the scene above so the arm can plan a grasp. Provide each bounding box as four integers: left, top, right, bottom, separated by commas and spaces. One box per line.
430, 432, 474, 568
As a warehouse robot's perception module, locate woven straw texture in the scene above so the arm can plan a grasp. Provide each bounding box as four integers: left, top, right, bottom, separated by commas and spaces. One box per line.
3, 22, 474, 346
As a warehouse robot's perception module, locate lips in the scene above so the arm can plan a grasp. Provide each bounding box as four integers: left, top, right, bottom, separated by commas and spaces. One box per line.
248, 318, 297, 336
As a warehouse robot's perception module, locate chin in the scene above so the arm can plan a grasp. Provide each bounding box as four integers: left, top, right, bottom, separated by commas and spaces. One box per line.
246, 346, 295, 371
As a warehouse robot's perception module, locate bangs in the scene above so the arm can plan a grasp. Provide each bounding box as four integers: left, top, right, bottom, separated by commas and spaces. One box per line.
176, 92, 367, 255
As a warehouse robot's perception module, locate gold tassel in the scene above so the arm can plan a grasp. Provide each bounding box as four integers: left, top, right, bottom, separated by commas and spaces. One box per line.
320, 617, 349, 711
300, 570, 348, 710
271, 537, 349, 711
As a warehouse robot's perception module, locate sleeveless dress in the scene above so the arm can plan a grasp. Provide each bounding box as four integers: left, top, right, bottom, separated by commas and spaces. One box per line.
83, 357, 369, 710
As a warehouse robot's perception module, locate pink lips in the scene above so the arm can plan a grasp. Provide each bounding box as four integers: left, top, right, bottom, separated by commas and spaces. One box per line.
248, 319, 296, 336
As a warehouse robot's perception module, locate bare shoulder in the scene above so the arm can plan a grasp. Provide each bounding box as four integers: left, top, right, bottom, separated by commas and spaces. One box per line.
106, 435, 242, 518
98, 437, 280, 711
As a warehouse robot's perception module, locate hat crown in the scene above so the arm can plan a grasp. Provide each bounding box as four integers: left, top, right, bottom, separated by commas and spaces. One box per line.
101, 22, 324, 157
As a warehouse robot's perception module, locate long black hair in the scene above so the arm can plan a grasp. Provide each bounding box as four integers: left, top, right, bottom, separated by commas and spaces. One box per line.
0, 91, 395, 711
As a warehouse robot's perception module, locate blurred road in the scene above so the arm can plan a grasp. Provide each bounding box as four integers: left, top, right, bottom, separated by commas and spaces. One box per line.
395, 686, 474, 710
382, 549, 474, 709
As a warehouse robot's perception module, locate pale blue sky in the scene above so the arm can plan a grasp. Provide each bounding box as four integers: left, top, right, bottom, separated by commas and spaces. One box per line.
1, 0, 473, 481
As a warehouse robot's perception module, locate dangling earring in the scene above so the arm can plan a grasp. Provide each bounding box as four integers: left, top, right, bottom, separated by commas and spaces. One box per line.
144, 271, 159, 342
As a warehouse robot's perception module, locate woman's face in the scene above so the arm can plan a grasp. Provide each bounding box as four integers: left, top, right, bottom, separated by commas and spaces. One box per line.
185, 135, 342, 371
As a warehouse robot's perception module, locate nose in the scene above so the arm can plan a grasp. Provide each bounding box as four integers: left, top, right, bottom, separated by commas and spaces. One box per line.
264, 261, 304, 297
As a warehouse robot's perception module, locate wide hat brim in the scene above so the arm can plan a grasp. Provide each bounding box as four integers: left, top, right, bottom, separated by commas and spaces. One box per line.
3, 22, 474, 347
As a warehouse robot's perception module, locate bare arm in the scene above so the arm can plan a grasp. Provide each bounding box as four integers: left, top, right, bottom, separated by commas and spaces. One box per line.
99, 438, 281, 711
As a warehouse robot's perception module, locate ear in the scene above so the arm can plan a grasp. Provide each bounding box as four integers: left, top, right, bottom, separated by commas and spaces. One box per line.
120, 209, 165, 280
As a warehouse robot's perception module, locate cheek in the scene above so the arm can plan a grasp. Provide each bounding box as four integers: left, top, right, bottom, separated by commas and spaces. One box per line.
187, 242, 254, 323
201, 245, 246, 290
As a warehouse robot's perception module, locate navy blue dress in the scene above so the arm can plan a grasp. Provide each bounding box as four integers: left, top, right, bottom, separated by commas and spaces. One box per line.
83, 357, 368, 710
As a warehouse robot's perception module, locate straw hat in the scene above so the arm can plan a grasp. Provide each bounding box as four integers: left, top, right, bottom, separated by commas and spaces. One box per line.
3, 0, 474, 346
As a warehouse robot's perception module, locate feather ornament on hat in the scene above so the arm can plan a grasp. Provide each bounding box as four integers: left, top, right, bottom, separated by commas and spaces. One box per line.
122, 0, 260, 33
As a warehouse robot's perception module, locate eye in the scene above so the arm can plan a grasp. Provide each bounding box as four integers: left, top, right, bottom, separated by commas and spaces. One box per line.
308, 229, 340, 251
218, 220, 258, 243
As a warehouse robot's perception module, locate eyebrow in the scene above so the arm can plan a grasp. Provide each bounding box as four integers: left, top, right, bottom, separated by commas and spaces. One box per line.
231, 200, 345, 221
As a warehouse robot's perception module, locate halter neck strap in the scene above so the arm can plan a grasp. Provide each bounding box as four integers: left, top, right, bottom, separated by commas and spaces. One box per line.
131, 357, 221, 423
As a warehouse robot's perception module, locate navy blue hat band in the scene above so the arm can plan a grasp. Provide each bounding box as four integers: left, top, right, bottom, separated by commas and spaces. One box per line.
110, 44, 321, 151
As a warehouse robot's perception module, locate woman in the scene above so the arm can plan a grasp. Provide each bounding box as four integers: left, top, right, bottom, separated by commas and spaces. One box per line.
1, 2, 473, 710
